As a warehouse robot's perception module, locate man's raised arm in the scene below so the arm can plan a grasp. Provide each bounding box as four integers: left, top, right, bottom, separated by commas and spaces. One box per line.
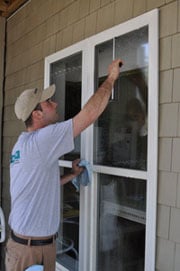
73, 59, 123, 138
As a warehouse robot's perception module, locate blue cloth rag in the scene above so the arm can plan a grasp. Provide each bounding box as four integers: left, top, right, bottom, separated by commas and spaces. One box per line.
24, 265, 44, 271
72, 160, 92, 191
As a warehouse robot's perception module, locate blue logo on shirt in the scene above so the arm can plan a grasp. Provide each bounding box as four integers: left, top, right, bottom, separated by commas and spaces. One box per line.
10, 150, 20, 164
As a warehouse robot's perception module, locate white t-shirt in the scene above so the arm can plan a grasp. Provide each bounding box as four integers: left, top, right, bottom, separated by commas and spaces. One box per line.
9, 119, 74, 237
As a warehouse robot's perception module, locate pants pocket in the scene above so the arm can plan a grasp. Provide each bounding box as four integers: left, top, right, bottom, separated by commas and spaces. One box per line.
5, 239, 19, 271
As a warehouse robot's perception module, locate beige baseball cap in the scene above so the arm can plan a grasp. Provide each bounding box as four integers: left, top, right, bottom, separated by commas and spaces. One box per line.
15, 84, 56, 121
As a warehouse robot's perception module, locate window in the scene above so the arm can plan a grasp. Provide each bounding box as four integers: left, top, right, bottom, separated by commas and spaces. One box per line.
97, 175, 146, 270
50, 52, 82, 271
45, 9, 158, 271
94, 26, 148, 170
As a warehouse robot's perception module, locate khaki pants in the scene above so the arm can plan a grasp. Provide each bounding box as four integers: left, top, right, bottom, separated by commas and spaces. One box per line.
5, 238, 56, 271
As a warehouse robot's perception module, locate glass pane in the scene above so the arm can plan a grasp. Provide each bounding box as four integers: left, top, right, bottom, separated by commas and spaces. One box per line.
56, 167, 79, 271
50, 53, 81, 270
97, 174, 146, 271
50, 52, 82, 161
94, 27, 148, 170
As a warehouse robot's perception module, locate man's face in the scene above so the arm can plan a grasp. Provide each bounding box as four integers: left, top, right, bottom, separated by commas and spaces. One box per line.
40, 99, 59, 125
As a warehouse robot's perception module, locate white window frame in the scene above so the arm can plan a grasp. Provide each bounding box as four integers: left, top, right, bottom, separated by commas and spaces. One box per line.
44, 9, 158, 271
0, 207, 5, 243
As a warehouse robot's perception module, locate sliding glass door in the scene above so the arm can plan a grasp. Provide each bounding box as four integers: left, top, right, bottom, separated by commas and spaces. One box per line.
94, 26, 148, 271
50, 52, 82, 271
45, 9, 158, 271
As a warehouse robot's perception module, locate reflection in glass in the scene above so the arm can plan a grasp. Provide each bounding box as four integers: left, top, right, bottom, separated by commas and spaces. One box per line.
97, 174, 146, 271
56, 167, 79, 271
50, 53, 82, 161
94, 27, 148, 170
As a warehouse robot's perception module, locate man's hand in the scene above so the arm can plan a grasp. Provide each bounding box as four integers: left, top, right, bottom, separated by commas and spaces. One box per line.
60, 159, 84, 185
71, 158, 84, 177
107, 58, 123, 83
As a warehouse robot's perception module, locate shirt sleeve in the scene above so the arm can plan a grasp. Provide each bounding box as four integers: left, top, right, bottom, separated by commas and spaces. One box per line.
36, 119, 74, 163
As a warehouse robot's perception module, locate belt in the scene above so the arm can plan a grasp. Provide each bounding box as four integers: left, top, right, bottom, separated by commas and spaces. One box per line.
11, 231, 57, 246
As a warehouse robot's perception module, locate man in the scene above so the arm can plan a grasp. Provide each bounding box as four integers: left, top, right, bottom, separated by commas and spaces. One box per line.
5, 59, 122, 271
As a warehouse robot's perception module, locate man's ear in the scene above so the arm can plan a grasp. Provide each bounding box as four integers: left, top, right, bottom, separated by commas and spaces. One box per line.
32, 110, 43, 120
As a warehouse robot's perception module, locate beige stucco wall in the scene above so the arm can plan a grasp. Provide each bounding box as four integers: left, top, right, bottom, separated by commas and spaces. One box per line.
1, 0, 180, 270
